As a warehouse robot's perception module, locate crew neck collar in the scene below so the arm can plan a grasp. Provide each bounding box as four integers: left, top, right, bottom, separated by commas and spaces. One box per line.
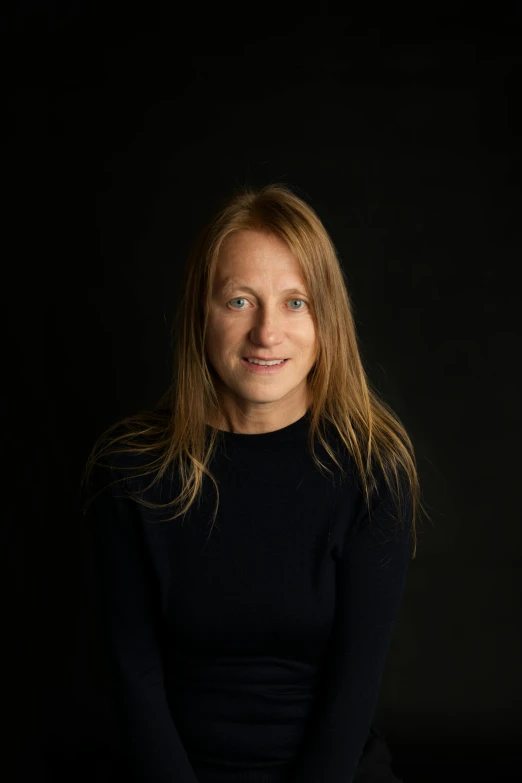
207, 410, 311, 450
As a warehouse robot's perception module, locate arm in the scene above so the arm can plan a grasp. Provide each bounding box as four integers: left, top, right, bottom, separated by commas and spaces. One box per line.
288, 468, 413, 783
83, 461, 200, 783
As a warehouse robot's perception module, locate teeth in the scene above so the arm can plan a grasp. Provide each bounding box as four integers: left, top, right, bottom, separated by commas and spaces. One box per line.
247, 358, 285, 366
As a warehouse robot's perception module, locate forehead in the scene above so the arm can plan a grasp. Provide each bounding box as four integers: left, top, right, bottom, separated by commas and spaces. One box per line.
213, 229, 303, 282
221, 228, 292, 256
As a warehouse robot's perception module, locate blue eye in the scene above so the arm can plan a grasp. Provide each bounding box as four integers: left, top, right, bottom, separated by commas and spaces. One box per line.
228, 298, 307, 310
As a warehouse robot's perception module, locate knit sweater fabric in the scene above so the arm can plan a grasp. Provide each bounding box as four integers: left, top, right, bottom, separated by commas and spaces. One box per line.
82, 410, 413, 783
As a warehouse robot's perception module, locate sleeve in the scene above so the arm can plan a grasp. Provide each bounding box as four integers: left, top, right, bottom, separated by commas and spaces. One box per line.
82, 461, 200, 783
288, 467, 413, 783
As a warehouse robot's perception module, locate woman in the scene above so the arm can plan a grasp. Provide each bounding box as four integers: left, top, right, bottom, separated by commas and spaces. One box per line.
82, 183, 426, 783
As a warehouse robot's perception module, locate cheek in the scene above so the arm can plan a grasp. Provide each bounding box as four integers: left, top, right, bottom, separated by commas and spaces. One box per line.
299, 320, 317, 344
207, 318, 237, 355
306, 325, 319, 358
220, 313, 244, 336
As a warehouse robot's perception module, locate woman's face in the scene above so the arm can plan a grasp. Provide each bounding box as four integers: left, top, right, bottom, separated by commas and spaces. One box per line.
205, 229, 319, 429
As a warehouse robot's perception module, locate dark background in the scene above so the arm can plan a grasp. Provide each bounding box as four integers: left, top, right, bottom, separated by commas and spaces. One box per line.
5, 3, 521, 781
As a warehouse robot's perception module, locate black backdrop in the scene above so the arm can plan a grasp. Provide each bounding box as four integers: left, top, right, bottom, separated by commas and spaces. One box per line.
5, 4, 521, 781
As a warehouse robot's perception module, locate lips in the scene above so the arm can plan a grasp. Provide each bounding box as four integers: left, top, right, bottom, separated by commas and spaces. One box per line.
240, 357, 289, 371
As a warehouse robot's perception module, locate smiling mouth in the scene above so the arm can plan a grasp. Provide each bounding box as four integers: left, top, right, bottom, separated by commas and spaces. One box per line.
243, 357, 288, 364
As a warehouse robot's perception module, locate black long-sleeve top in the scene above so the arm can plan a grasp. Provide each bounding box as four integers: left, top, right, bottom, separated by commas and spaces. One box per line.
82, 410, 413, 783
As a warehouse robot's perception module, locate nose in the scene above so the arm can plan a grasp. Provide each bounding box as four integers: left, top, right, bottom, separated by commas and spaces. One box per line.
249, 305, 285, 348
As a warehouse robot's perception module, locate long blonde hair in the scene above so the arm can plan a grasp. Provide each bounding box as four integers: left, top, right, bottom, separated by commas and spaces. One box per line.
83, 183, 428, 558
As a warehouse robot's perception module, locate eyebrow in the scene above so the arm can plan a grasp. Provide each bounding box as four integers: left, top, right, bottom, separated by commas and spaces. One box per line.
218, 278, 308, 296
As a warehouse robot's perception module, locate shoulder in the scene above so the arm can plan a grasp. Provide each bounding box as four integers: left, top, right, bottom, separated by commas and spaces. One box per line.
359, 460, 413, 541
82, 410, 168, 508
81, 452, 132, 513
